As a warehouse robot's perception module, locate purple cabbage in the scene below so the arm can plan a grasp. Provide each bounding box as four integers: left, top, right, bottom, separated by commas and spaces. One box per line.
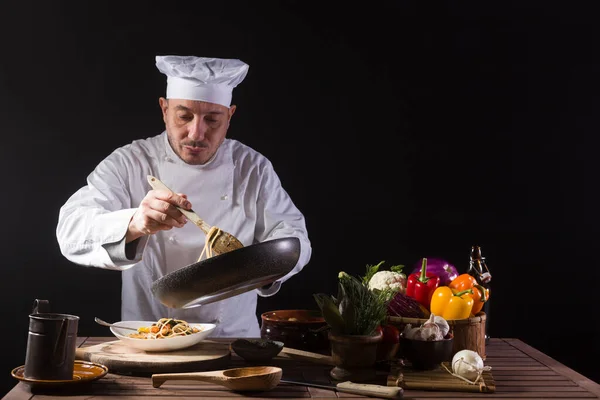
411, 258, 458, 286
388, 292, 430, 318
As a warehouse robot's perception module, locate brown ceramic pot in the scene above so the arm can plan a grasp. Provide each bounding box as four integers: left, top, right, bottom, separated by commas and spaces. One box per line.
260, 310, 329, 353
328, 330, 383, 381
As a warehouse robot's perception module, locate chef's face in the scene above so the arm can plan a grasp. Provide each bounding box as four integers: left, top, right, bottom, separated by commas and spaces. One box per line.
159, 98, 236, 165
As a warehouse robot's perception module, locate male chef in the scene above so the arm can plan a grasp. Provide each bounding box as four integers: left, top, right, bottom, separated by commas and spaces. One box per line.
56, 55, 312, 337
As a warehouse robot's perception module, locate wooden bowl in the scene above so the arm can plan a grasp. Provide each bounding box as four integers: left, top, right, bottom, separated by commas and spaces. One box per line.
260, 310, 329, 352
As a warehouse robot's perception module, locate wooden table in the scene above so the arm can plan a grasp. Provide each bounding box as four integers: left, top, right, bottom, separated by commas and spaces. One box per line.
4, 337, 599, 399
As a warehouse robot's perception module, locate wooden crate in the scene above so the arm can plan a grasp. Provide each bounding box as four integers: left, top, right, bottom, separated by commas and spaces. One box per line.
387, 312, 487, 359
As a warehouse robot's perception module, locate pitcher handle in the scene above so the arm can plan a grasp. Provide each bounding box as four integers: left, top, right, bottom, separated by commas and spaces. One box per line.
32, 299, 50, 314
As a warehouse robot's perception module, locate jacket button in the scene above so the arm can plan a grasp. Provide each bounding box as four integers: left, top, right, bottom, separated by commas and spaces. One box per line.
164, 156, 173, 162
168, 236, 176, 243
221, 194, 228, 200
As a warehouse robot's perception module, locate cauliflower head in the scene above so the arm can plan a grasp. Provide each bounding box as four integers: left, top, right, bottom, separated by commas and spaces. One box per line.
368, 270, 406, 293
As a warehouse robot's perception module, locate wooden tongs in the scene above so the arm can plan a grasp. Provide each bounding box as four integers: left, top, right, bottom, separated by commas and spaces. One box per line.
146, 175, 244, 256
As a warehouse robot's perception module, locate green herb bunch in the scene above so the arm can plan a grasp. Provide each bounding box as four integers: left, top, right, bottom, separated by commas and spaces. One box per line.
313, 265, 395, 336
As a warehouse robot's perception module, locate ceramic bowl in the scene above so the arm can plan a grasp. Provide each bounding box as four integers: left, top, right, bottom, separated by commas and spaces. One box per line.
399, 334, 454, 370
260, 310, 329, 352
230, 338, 284, 362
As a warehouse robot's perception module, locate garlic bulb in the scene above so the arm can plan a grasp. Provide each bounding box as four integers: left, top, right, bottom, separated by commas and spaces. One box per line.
402, 324, 415, 338
433, 315, 450, 337
403, 314, 444, 341
418, 314, 443, 341
452, 350, 485, 381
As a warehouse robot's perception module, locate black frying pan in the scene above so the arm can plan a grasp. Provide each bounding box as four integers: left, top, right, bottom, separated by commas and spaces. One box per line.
151, 237, 300, 309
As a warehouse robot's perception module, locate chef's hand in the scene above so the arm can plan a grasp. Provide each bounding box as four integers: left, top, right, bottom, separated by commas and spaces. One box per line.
126, 190, 191, 243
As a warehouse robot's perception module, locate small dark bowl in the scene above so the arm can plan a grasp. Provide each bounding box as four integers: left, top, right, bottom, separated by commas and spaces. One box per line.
260, 310, 329, 352
230, 339, 284, 362
399, 334, 454, 370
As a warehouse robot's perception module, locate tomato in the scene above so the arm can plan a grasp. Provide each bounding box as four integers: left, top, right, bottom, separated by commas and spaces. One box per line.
377, 324, 400, 344
376, 324, 401, 361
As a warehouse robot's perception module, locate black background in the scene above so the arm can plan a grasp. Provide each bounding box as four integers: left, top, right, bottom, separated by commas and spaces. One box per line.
1, 0, 598, 396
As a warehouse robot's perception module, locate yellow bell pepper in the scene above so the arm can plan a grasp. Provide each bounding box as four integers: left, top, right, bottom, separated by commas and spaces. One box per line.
448, 274, 489, 315
430, 286, 474, 320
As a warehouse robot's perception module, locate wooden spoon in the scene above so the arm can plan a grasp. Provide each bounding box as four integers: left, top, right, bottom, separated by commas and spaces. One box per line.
146, 175, 244, 256
151, 366, 282, 391
279, 346, 335, 365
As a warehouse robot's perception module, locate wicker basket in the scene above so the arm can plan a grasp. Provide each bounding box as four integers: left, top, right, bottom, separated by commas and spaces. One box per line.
387, 312, 487, 360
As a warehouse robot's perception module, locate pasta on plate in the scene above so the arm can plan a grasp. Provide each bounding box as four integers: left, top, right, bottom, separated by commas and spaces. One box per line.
127, 318, 203, 339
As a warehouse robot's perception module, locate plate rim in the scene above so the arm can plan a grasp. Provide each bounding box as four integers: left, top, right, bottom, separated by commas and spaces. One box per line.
11, 360, 108, 385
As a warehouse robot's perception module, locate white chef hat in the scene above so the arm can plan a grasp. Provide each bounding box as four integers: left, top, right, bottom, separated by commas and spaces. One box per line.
155, 55, 249, 108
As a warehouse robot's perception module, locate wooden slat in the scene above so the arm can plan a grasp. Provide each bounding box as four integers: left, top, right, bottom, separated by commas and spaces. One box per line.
503, 338, 600, 397
492, 375, 570, 381
403, 395, 597, 399
491, 370, 560, 376
487, 359, 543, 363
401, 389, 597, 398
496, 386, 590, 392
486, 354, 532, 360
495, 381, 578, 387
490, 366, 552, 371
26, 396, 296, 400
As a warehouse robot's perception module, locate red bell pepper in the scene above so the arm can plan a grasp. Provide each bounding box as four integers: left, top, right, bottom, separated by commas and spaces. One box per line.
406, 258, 440, 310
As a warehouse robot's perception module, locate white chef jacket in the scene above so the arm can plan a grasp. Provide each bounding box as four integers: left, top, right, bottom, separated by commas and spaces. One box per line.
56, 131, 311, 338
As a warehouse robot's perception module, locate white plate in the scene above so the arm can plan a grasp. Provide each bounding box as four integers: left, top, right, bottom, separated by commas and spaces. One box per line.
110, 320, 216, 352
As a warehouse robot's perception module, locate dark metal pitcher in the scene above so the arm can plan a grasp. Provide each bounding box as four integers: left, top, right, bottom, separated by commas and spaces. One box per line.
24, 299, 79, 381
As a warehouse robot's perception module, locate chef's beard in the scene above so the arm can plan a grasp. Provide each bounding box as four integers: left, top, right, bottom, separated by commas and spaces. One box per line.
166, 131, 225, 165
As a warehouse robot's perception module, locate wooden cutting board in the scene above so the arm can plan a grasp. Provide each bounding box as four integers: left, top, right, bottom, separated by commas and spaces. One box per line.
75, 340, 231, 375
387, 361, 496, 393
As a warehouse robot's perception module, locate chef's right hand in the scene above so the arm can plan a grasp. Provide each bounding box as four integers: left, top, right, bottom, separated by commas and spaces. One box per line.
126, 189, 191, 243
